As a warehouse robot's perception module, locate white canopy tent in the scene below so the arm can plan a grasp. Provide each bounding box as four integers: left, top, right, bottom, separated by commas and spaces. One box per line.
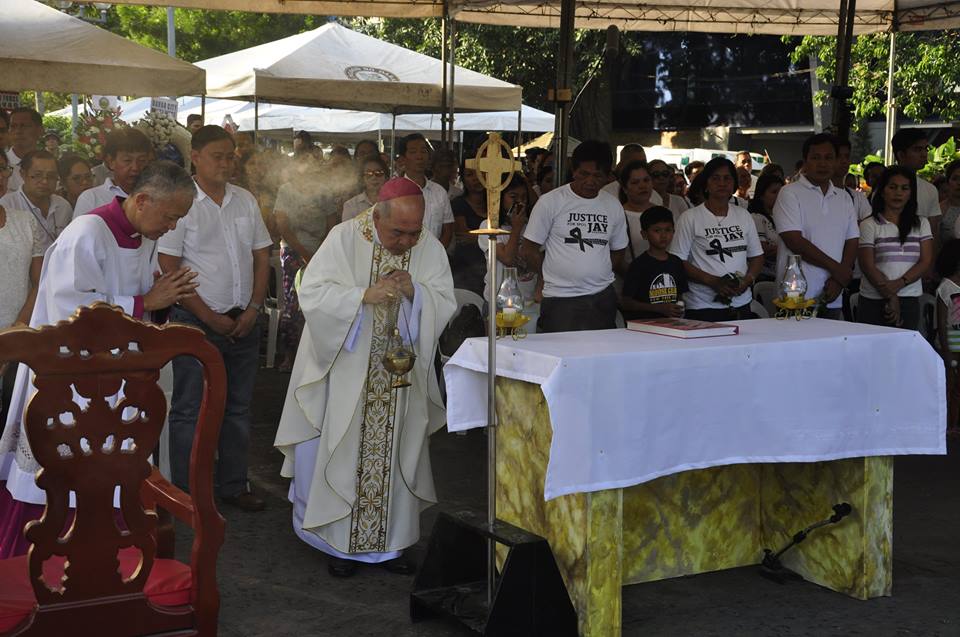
68, 1, 960, 33
0, 0, 204, 96
49, 98, 555, 140
195, 22, 521, 113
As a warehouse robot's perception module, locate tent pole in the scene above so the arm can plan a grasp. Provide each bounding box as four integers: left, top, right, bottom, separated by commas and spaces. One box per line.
516, 104, 523, 160
390, 112, 397, 176
441, 8, 449, 147
254, 96, 259, 147
166, 7, 176, 57
831, 0, 856, 139
884, 31, 897, 163
201, 95, 206, 123
449, 18, 457, 148
555, 0, 575, 186
71, 94, 79, 137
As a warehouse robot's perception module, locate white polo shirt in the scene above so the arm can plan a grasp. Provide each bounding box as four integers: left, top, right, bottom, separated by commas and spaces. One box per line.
157, 182, 273, 314
772, 175, 859, 309
72, 178, 128, 219
0, 188, 73, 252
5, 148, 24, 192
917, 177, 942, 220
419, 178, 455, 240
524, 184, 628, 298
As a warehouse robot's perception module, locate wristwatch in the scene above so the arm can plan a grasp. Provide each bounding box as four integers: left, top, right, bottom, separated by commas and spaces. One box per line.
246, 301, 263, 313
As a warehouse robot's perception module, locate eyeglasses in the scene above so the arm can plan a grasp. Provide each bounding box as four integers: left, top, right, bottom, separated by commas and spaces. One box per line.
0, 166, 11, 174
26, 172, 59, 183
363, 170, 386, 177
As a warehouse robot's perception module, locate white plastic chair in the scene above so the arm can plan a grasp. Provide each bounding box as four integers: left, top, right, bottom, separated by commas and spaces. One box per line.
750, 300, 769, 319
918, 293, 936, 342
264, 253, 284, 368
752, 280, 778, 319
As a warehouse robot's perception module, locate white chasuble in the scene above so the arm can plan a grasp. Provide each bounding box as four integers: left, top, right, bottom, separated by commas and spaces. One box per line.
275, 208, 456, 559
0, 214, 158, 505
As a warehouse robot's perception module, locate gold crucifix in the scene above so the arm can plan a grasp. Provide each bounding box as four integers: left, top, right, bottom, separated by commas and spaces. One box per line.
466, 133, 517, 236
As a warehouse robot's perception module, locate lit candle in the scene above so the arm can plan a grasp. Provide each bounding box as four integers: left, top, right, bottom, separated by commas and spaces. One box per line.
502, 305, 518, 318
786, 283, 800, 299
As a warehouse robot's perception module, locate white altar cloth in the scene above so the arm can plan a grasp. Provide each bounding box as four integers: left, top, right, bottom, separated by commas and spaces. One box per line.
443, 319, 946, 500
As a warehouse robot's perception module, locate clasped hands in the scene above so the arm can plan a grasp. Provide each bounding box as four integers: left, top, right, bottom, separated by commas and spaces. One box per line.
144, 267, 199, 312
363, 270, 414, 305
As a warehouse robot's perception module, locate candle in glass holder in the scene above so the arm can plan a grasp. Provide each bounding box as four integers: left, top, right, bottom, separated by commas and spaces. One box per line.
786, 288, 801, 299
502, 304, 518, 318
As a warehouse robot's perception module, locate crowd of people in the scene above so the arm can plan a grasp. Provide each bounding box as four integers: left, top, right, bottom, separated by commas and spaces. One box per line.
1, 101, 959, 574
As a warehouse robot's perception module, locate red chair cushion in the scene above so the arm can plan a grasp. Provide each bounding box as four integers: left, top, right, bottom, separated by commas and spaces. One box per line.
0, 548, 192, 632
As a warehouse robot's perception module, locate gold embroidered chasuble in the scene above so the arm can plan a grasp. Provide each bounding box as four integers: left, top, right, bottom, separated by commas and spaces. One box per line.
274, 208, 456, 557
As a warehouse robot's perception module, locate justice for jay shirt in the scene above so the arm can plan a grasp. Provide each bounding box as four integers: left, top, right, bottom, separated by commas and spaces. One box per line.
524, 184, 628, 298
669, 203, 763, 310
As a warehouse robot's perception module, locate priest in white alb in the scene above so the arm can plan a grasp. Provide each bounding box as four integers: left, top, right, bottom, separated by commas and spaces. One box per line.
275, 177, 456, 577
0, 161, 199, 558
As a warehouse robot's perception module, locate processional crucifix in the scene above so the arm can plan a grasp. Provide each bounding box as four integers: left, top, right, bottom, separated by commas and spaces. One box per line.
465, 133, 518, 606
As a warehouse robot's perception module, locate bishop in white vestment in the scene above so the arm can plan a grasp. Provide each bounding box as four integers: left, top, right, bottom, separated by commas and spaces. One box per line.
275, 178, 456, 574
0, 162, 197, 557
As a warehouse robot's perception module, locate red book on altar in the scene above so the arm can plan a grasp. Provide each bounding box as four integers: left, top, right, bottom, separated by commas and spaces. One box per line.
626, 317, 739, 339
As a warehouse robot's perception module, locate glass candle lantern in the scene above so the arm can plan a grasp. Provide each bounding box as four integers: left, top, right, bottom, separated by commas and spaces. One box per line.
780, 255, 808, 300
496, 267, 524, 317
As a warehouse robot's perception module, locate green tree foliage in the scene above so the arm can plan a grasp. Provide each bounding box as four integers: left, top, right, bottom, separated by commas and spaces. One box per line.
786, 31, 960, 123
105, 7, 324, 62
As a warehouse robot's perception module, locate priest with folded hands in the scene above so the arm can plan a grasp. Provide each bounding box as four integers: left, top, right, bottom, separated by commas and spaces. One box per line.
275, 177, 456, 578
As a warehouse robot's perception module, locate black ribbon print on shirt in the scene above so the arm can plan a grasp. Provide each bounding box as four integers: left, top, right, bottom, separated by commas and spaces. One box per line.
564, 227, 598, 251
706, 238, 747, 263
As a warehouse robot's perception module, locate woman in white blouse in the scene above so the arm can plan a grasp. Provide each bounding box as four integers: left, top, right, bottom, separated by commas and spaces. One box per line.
0, 202, 44, 421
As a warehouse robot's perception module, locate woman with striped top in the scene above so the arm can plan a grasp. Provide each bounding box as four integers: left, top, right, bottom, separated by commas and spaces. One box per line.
857, 166, 933, 330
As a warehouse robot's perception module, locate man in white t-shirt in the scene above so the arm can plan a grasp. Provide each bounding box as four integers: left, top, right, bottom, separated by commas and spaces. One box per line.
522, 140, 628, 332
893, 128, 942, 246
158, 126, 273, 513
735, 150, 759, 197
773, 134, 859, 320
0, 150, 73, 253
397, 134, 454, 247
73, 128, 153, 218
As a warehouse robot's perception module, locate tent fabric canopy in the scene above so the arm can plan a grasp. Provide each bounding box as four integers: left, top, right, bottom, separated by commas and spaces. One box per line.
196, 22, 521, 113
70, 0, 960, 34
49, 98, 554, 138
1, 0, 205, 95
450, 1, 960, 35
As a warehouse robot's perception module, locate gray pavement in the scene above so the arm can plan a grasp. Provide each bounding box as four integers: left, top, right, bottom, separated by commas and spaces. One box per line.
198, 369, 958, 637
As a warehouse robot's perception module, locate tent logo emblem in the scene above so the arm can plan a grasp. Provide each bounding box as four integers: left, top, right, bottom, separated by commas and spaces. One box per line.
344, 66, 399, 82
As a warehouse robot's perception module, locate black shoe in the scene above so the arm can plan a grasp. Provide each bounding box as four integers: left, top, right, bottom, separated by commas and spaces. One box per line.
380, 557, 416, 575
220, 491, 266, 512
328, 557, 359, 578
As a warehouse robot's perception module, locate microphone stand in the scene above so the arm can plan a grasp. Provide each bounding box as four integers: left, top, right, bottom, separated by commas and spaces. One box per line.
760, 502, 853, 584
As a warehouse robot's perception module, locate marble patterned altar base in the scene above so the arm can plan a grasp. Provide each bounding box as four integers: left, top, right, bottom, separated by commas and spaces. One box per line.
495, 379, 893, 637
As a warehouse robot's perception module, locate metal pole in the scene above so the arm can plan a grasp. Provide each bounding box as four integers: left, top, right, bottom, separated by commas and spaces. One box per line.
71, 94, 79, 137
441, 11, 449, 147
884, 31, 897, 163
516, 106, 523, 159
831, 0, 857, 139
201, 95, 206, 122
166, 7, 176, 57
555, 0, 575, 186
254, 96, 259, 147
390, 112, 397, 176
449, 19, 457, 146
485, 233, 498, 609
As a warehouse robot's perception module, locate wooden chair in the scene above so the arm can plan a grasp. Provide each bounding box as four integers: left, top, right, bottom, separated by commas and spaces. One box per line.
0, 303, 226, 636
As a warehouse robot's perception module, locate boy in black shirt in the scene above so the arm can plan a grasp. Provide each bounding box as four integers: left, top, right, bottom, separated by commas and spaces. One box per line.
621, 206, 688, 320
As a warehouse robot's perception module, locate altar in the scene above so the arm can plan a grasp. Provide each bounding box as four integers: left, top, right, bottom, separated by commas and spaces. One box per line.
444, 319, 946, 636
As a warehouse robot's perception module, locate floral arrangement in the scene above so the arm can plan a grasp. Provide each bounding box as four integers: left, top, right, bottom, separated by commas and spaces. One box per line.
72, 105, 126, 161
136, 111, 177, 149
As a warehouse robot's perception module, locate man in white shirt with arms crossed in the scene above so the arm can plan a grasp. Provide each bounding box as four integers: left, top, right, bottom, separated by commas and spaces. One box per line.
773, 134, 859, 320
